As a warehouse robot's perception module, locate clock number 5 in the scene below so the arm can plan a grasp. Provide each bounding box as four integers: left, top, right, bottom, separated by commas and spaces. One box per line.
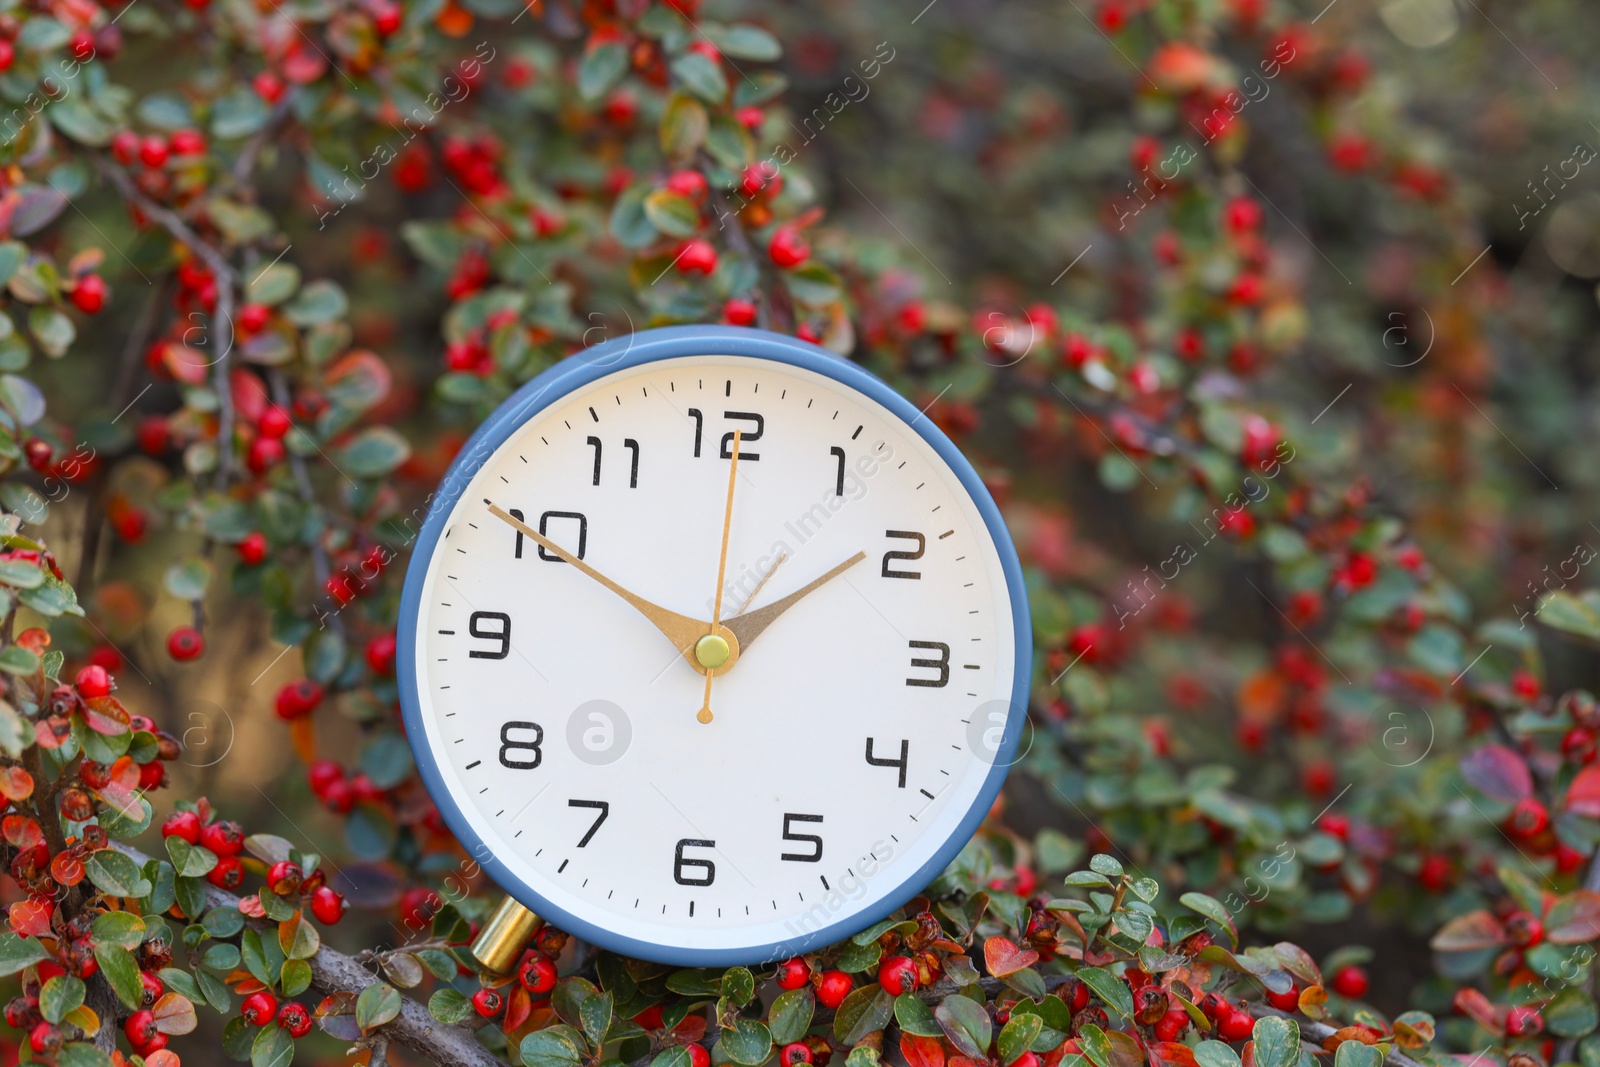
673, 839, 716, 886
906, 640, 950, 687
865, 738, 909, 788
780, 813, 824, 862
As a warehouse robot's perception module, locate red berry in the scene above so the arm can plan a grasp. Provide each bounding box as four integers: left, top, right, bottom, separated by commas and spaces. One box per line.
111, 129, 139, 165
70, 274, 107, 314
267, 861, 303, 895
138, 760, 166, 791
75, 664, 112, 699
162, 810, 202, 844
140, 971, 164, 1006
774, 957, 810, 990
675, 239, 718, 276
665, 170, 709, 202
253, 71, 285, 102
519, 954, 558, 994
170, 128, 206, 156
278, 1001, 313, 1038
310, 886, 347, 925
686, 1044, 711, 1067
1563, 727, 1597, 764
768, 224, 810, 268
366, 633, 398, 675
1418, 853, 1451, 892
308, 760, 343, 796
782, 1043, 814, 1067
1267, 986, 1300, 1012
124, 1009, 158, 1047
816, 970, 853, 1009
206, 855, 244, 889
139, 135, 169, 168
472, 988, 504, 1017
723, 298, 758, 326
200, 820, 244, 855
138, 417, 170, 455
1509, 797, 1550, 839
877, 955, 917, 996
1223, 195, 1263, 234
1506, 911, 1544, 947
1506, 1005, 1544, 1037
247, 436, 286, 473
258, 406, 292, 439
1318, 813, 1350, 840
242, 991, 279, 1026
29, 1021, 61, 1055
167, 625, 205, 661
1011, 1054, 1040, 1067
275, 679, 324, 720
237, 302, 271, 335
1330, 965, 1369, 999
1218, 1010, 1254, 1041
237, 531, 269, 566
1513, 670, 1542, 700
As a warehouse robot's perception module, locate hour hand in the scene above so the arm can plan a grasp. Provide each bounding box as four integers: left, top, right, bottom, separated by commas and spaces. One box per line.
722, 551, 867, 652
485, 501, 708, 663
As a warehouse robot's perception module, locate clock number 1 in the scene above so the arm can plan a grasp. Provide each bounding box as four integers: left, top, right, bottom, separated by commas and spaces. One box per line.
865, 738, 909, 788
674, 839, 716, 886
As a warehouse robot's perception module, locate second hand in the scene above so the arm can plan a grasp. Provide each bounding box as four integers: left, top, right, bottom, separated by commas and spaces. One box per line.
699, 430, 742, 724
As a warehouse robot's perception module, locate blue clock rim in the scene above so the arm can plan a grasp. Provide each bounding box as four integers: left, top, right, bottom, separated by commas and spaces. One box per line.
396, 325, 1033, 967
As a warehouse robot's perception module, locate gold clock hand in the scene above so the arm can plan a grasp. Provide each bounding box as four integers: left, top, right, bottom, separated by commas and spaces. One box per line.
485, 501, 709, 665
721, 551, 868, 652
698, 431, 742, 724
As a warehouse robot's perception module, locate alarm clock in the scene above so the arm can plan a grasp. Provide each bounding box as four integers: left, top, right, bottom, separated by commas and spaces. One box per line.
398, 326, 1031, 966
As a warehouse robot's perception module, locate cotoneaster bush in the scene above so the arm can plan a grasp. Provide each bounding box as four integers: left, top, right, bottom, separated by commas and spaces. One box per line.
0, 0, 1593, 1066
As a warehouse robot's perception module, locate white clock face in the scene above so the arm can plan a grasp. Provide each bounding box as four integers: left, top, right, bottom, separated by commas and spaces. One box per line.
405, 351, 1024, 963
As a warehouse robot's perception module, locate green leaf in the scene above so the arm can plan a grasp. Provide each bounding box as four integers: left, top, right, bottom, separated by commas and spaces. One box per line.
281, 958, 313, 997
213, 86, 270, 139
1251, 1016, 1299, 1067
521, 1026, 585, 1067
581, 989, 614, 1045
28, 306, 74, 358
643, 189, 701, 238
166, 837, 218, 878
49, 99, 113, 146
279, 911, 321, 960
1076, 966, 1135, 1020
1540, 591, 1600, 640
1088, 854, 1123, 878
1178, 892, 1238, 946
999, 1013, 1044, 1065
430, 987, 474, 1025
94, 944, 144, 1009
770, 988, 815, 1044
86, 850, 153, 898
248, 261, 302, 306
672, 51, 728, 104
334, 427, 411, 478
1195, 1041, 1244, 1067
163, 557, 212, 602
653, 1048, 693, 1067
721, 1018, 773, 1065
360, 733, 415, 789
786, 263, 842, 306
935, 994, 992, 1058
284, 280, 348, 326
579, 42, 629, 101
1333, 1039, 1381, 1067
56, 1045, 114, 1067
0, 644, 38, 674
660, 93, 709, 162
251, 1021, 295, 1067
40, 975, 86, 1024
705, 24, 781, 60
91, 910, 146, 951
1548, 987, 1600, 1038
610, 185, 658, 249
894, 993, 941, 1037
356, 982, 403, 1033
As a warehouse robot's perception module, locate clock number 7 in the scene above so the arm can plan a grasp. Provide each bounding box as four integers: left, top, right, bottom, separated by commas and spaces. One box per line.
568, 799, 609, 847
865, 738, 909, 788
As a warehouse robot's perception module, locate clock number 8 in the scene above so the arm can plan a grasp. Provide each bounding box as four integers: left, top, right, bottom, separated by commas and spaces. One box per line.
673, 839, 716, 886
498, 721, 544, 769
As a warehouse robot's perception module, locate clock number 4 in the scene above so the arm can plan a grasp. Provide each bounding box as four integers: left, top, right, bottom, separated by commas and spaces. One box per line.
498, 721, 543, 769
687, 409, 763, 460
510, 509, 588, 562
674, 839, 716, 886
585, 437, 639, 488
780, 813, 824, 862
865, 738, 909, 788
906, 640, 950, 687
568, 799, 609, 847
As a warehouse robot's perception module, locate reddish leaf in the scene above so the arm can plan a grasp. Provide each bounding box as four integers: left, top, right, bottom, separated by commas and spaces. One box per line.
1565, 764, 1600, 817
901, 1034, 946, 1067
1545, 890, 1600, 943
504, 985, 532, 1033
9, 897, 53, 937
238, 896, 267, 919
984, 937, 1040, 978
1428, 910, 1508, 952
145, 1052, 182, 1067
1149, 1043, 1200, 1067
151, 993, 198, 1035
2, 815, 41, 849
1459, 744, 1532, 803
672, 1014, 707, 1044
81, 696, 132, 736
1448, 989, 1503, 1037
0, 767, 32, 801
50, 851, 84, 887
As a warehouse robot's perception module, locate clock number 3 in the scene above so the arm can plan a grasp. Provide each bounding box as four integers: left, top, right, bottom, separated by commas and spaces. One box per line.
498, 721, 544, 769
674, 839, 716, 886
906, 640, 950, 687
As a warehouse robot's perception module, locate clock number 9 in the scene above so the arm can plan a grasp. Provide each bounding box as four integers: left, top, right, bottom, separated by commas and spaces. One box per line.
673, 839, 716, 886
498, 721, 544, 769
468, 612, 512, 659
780, 813, 824, 862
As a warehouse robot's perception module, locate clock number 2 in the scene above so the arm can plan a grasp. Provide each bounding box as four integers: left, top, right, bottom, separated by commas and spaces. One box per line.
906, 640, 950, 687
865, 738, 909, 788
498, 721, 543, 769
674, 839, 716, 886
882, 531, 925, 579
780, 813, 824, 862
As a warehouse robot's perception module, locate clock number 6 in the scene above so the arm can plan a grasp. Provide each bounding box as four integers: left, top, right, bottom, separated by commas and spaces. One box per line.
865, 738, 909, 788
780, 813, 824, 862
673, 839, 716, 886
498, 721, 544, 769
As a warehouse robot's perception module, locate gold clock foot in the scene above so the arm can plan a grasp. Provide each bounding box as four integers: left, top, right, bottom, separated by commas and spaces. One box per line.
470, 896, 544, 974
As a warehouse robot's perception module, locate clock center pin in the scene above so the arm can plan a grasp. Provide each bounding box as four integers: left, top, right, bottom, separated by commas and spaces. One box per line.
694, 633, 731, 670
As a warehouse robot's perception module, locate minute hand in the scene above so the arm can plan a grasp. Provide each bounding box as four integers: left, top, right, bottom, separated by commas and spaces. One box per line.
485, 501, 709, 662
722, 551, 868, 652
